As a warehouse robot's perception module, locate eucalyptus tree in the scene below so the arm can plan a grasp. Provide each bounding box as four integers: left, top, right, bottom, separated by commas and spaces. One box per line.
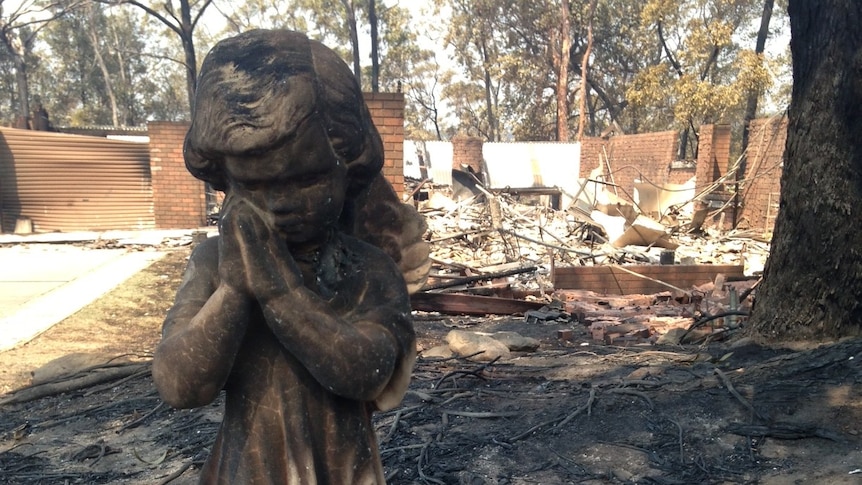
216, 0, 308, 33
292, 0, 361, 86
583, 0, 652, 135
441, 0, 506, 141
439, 0, 633, 141
0, 0, 81, 127
35, 1, 155, 126
627, 0, 774, 158
98, 0, 214, 116
0, 45, 17, 121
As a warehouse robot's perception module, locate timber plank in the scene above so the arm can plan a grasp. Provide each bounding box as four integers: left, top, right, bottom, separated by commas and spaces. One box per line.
553, 264, 744, 295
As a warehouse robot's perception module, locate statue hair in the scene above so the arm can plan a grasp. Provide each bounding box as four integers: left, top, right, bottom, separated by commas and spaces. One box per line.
183, 29, 383, 197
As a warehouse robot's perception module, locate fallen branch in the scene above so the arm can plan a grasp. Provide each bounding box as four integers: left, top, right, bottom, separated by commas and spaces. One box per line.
442, 410, 520, 419
725, 422, 843, 441
682, 311, 751, 342
1, 364, 149, 406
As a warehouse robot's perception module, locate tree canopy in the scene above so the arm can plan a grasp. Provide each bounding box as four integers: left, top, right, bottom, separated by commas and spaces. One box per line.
0, 0, 789, 149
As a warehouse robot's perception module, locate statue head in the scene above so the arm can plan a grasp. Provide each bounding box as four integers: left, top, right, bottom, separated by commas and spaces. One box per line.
183, 29, 384, 244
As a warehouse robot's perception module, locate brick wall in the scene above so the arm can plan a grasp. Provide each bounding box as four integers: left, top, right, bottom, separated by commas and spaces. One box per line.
148, 95, 406, 229
364, 92, 406, 197
580, 131, 680, 203
148, 121, 205, 229
696, 124, 732, 185
738, 117, 787, 231
451, 135, 485, 174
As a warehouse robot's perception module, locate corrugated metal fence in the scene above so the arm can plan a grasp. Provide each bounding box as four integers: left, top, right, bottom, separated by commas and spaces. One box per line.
0, 127, 154, 232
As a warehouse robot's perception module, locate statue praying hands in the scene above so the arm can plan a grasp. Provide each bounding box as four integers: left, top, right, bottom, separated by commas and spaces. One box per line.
151, 29, 429, 484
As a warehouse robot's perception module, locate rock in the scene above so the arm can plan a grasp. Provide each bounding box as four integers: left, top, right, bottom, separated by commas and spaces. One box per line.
490, 331, 540, 352
422, 345, 454, 359
446, 330, 511, 361
729, 336, 755, 349
656, 327, 687, 345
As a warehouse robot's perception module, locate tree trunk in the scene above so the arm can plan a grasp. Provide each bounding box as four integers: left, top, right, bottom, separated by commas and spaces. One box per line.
341, 0, 362, 90
735, 0, 774, 227
179, 1, 198, 113
369, 0, 379, 93
1, 30, 33, 128
555, 0, 571, 142
479, 36, 497, 141
13, 53, 29, 128
86, 4, 120, 126
576, 0, 596, 141
748, 0, 862, 341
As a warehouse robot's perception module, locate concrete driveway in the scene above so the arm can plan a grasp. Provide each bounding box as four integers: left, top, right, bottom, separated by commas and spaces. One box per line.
0, 230, 209, 352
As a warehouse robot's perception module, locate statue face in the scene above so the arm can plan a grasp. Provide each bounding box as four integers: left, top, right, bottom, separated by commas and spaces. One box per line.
224, 114, 347, 246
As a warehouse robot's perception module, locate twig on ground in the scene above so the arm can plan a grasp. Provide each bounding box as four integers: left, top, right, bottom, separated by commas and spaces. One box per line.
442, 411, 520, 419
34, 395, 160, 429
118, 401, 166, 432
667, 417, 684, 463
381, 409, 402, 444
157, 460, 193, 485
606, 387, 654, 409
433, 356, 500, 390
438, 391, 473, 407
83, 367, 151, 397
558, 388, 597, 428
714, 368, 765, 421
417, 441, 445, 485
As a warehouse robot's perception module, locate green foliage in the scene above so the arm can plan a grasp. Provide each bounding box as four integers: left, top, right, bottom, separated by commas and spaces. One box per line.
626, 0, 776, 132
32, 2, 188, 125
0, 0, 789, 140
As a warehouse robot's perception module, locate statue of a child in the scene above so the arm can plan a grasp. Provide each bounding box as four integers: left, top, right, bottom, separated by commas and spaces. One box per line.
152, 29, 423, 484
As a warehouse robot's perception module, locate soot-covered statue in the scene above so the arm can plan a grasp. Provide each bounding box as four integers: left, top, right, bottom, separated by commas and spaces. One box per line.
151, 29, 430, 484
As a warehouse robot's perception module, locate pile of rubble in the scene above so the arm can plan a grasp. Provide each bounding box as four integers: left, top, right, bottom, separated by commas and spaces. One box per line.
409, 177, 766, 350
415, 181, 767, 286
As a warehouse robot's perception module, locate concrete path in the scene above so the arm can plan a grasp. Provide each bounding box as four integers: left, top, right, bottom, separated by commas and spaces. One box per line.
0, 244, 167, 352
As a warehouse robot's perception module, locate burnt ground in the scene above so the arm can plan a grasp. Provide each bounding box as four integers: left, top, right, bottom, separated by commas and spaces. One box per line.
0, 246, 861, 484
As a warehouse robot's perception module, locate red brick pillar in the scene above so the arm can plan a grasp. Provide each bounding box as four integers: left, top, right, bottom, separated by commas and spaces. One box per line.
696, 124, 731, 185
451, 135, 484, 174
148, 121, 207, 229
364, 93, 405, 197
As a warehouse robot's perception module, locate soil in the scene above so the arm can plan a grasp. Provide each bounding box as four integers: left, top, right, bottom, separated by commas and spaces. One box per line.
1, 245, 861, 485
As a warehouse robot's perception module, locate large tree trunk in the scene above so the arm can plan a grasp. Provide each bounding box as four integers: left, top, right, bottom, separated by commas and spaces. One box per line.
748, 0, 862, 341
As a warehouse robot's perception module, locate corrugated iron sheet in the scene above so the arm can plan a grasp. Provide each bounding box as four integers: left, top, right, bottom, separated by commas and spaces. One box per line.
0, 127, 154, 232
